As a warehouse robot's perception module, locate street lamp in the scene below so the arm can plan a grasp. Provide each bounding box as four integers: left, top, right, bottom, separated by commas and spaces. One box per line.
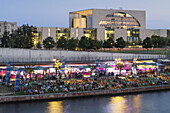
53, 58, 62, 77
133, 58, 137, 76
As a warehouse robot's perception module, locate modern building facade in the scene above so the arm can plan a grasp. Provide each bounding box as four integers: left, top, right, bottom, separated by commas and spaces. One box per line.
69, 8, 149, 42
69, 8, 170, 43
0, 21, 17, 38
34, 27, 70, 46
0, 21, 17, 45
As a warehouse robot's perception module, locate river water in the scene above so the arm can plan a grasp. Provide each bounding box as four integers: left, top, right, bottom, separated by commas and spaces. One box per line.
0, 91, 170, 113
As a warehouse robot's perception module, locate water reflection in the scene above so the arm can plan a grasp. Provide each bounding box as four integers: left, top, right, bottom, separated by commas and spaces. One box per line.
47, 101, 64, 113
107, 95, 142, 113
0, 91, 170, 113
108, 96, 128, 113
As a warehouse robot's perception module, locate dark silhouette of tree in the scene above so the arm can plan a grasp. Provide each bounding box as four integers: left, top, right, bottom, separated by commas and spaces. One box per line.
151, 35, 168, 48
103, 37, 114, 48
12, 24, 36, 48
1, 31, 10, 47
114, 37, 126, 50
142, 37, 152, 49
8, 37, 15, 48
57, 36, 68, 50
68, 38, 78, 50
43, 37, 55, 49
78, 36, 90, 50
36, 42, 42, 49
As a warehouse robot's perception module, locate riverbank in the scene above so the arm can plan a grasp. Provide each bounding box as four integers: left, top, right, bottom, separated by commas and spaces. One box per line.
0, 85, 170, 103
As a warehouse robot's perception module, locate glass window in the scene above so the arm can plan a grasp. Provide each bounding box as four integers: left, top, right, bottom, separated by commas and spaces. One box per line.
99, 12, 140, 29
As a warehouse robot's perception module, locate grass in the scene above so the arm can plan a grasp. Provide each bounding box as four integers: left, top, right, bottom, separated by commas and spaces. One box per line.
0, 84, 13, 93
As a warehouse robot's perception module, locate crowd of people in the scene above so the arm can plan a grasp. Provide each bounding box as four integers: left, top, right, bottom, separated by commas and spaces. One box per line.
15, 73, 170, 95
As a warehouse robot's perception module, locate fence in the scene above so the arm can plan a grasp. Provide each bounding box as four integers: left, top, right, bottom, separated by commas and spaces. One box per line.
0, 55, 167, 64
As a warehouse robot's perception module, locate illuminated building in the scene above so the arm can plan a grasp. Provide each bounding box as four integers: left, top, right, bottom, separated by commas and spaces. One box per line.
35, 27, 70, 47
69, 8, 148, 42
56, 28, 70, 40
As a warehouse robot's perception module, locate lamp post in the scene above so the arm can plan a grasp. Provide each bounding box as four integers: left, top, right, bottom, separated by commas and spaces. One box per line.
53, 58, 62, 77
133, 58, 137, 76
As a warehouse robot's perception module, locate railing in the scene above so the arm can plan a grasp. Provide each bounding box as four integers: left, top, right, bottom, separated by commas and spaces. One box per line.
0, 55, 167, 64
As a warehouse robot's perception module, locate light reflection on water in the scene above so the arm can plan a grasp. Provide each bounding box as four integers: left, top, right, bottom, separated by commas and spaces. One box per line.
47, 101, 64, 113
0, 91, 170, 113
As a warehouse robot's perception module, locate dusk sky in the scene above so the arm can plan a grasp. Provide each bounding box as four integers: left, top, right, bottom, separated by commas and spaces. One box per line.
1, 0, 170, 29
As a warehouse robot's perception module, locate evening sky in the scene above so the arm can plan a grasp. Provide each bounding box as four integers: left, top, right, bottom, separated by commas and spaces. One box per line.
1, 0, 169, 29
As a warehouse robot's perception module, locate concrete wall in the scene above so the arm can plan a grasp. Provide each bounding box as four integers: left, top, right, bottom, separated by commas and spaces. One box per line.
151, 29, 167, 37
97, 28, 105, 41
114, 29, 127, 41
140, 29, 151, 40
37, 27, 57, 42
70, 28, 83, 39
0, 48, 166, 62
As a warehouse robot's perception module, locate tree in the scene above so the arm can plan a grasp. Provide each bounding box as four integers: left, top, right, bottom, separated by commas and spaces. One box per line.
1, 31, 10, 47
57, 36, 68, 50
142, 37, 152, 49
114, 37, 126, 50
96, 40, 103, 50
8, 37, 15, 48
12, 24, 36, 48
168, 39, 170, 46
117, 62, 124, 75
68, 38, 79, 50
78, 36, 90, 50
36, 42, 42, 49
151, 35, 168, 48
43, 37, 55, 49
103, 37, 114, 48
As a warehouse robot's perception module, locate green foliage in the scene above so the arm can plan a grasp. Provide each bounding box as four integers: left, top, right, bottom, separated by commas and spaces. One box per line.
24, 65, 34, 75
114, 37, 126, 49
78, 36, 90, 50
126, 41, 131, 46
36, 42, 42, 49
117, 62, 124, 74
151, 35, 168, 48
103, 37, 114, 48
12, 24, 36, 48
57, 36, 68, 49
168, 39, 170, 46
96, 40, 103, 50
43, 37, 55, 49
68, 38, 79, 50
1, 31, 10, 47
142, 37, 152, 49
87, 38, 102, 50
8, 37, 15, 48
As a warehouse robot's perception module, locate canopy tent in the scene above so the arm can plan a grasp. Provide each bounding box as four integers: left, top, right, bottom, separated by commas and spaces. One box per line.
0, 67, 21, 71
138, 62, 157, 66
32, 66, 48, 70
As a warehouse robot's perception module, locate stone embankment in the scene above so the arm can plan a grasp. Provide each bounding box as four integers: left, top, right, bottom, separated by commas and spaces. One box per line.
0, 85, 170, 103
